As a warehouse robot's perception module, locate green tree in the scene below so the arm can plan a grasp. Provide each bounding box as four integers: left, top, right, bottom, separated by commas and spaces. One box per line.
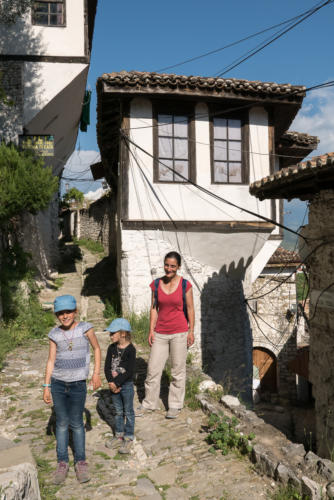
0, 143, 59, 229
0, 0, 34, 24
62, 187, 84, 206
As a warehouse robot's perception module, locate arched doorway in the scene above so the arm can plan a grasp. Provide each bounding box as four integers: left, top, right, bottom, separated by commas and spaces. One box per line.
253, 347, 277, 393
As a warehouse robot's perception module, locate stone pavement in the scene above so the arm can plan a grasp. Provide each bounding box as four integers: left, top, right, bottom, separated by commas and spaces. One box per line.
0, 245, 275, 499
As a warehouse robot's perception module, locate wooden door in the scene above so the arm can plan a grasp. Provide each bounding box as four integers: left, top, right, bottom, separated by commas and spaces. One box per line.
253, 347, 277, 393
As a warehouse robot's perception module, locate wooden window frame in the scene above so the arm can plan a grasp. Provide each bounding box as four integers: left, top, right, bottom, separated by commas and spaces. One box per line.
32, 0, 66, 27
152, 101, 196, 184
209, 107, 249, 185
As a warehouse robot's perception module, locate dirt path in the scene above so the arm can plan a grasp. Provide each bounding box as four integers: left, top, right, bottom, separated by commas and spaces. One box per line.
0, 245, 275, 499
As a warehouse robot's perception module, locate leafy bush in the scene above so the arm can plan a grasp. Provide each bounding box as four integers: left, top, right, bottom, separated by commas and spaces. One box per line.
0, 143, 58, 227
62, 187, 84, 207
206, 413, 255, 456
296, 272, 309, 302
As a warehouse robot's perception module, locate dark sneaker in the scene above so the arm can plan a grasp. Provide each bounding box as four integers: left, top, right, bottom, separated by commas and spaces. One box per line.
166, 408, 181, 419
74, 461, 90, 483
119, 438, 133, 454
105, 436, 123, 449
54, 461, 69, 485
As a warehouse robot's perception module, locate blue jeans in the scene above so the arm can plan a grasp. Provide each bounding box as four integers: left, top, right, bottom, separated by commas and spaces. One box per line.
51, 377, 87, 463
111, 381, 135, 439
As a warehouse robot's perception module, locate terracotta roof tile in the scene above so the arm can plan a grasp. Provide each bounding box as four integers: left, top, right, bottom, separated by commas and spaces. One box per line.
99, 70, 306, 100
268, 247, 301, 265
250, 152, 334, 199
280, 131, 319, 147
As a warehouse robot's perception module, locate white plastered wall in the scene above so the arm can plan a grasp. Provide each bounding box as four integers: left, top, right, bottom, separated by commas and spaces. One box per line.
0, 0, 85, 57
128, 98, 274, 223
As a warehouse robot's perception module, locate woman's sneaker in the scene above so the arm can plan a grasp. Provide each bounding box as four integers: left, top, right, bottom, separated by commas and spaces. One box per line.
166, 408, 181, 419
74, 461, 90, 483
135, 404, 153, 417
119, 438, 133, 454
105, 436, 123, 449
54, 461, 69, 484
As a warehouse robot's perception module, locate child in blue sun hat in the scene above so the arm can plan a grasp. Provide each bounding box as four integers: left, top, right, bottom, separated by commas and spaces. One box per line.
104, 318, 136, 454
43, 295, 101, 485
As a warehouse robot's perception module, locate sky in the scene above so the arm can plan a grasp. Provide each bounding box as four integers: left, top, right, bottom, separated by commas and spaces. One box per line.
62, 0, 334, 242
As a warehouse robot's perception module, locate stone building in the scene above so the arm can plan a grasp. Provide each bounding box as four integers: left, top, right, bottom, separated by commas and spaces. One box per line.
0, 0, 98, 276
251, 247, 301, 401
250, 152, 334, 458
95, 70, 317, 399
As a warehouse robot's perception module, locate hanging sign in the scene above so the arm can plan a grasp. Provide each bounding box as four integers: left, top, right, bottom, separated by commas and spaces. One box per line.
19, 135, 54, 157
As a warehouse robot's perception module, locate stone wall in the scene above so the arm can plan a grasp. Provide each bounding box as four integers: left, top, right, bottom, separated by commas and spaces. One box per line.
302, 189, 334, 458
0, 60, 24, 142
62, 194, 116, 256
250, 270, 298, 399
120, 227, 253, 401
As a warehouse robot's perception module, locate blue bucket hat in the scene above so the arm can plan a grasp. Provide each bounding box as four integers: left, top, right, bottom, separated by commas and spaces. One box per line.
54, 295, 77, 313
105, 318, 132, 333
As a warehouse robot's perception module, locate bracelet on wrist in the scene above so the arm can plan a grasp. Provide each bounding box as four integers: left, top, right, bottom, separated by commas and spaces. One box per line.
42, 384, 51, 388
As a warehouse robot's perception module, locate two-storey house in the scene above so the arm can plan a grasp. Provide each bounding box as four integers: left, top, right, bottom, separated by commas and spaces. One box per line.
96, 70, 317, 398
0, 0, 98, 275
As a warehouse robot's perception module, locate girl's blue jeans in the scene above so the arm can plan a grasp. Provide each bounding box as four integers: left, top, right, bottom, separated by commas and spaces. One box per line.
111, 381, 135, 439
51, 377, 87, 463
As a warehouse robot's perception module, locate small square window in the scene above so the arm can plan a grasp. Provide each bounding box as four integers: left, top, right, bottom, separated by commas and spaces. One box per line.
32, 1, 65, 26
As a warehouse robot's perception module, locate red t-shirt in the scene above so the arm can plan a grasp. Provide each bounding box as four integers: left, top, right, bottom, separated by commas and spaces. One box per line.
150, 278, 192, 334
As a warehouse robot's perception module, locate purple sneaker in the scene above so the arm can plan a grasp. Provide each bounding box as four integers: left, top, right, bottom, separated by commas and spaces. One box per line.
74, 460, 90, 483
54, 461, 69, 485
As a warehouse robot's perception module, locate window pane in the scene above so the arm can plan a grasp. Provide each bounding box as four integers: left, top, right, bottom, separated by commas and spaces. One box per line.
159, 159, 173, 181
158, 114, 173, 137
229, 141, 242, 162
159, 137, 173, 158
214, 162, 228, 182
35, 2, 48, 12
174, 160, 188, 182
34, 13, 48, 24
229, 163, 242, 183
174, 138, 188, 159
228, 120, 241, 140
50, 3, 63, 13
174, 116, 188, 137
50, 14, 60, 25
213, 118, 227, 139
214, 141, 227, 161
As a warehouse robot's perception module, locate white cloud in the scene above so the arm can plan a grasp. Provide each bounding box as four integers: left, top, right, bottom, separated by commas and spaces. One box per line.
84, 187, 106, 201
61, 150, 102, 195
292, 86, 334, 155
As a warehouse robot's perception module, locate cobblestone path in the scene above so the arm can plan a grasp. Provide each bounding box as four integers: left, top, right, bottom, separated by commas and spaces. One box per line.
0, 245, 274, 499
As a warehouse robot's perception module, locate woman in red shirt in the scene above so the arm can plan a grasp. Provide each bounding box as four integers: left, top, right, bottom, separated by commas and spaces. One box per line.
138, 251, 195, 419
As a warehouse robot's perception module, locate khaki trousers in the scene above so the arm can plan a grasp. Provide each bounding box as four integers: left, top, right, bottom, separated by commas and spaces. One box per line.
142, 332, 188, 410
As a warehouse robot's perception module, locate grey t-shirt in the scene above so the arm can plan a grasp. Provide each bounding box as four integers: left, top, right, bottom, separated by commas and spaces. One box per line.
48, 322, 92, 382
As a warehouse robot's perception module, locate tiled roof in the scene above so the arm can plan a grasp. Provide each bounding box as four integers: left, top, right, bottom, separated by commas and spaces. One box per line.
99, 71, 306, 100
268, 247, 301, 265
250, 153, 334, 200
280, 131, 319, 147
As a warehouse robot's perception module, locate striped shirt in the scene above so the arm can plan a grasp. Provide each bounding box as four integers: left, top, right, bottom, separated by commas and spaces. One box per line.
48, 322, 92, 382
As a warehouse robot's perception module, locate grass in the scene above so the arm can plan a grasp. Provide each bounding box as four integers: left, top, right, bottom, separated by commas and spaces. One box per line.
53, 277, 64, 289
270, 484, 304, 500
185, 373, 203, 410
93, 450, 111, 460
34, 454, 60, 500
104, 299, 150, 347
204, 386, 224, 402
73, 237, 105, 254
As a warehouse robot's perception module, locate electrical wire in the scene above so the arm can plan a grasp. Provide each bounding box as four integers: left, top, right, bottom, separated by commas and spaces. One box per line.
154, 2, 323, 73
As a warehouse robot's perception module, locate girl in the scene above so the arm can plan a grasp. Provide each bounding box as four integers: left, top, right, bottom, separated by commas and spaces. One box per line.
138, 251, 195, 419
104, 318, 136, 454
43, 294, 101, 484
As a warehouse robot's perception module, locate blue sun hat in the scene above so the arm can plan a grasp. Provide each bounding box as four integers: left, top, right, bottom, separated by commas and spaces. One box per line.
54, 295, 77, 313
105, 318, 132, 333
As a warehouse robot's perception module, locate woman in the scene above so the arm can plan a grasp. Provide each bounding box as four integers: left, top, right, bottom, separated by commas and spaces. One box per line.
138, 251, 195, 419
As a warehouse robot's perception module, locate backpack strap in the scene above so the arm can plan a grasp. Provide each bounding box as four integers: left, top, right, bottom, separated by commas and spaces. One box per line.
153, 278, 160, 310
182, 278, 189, 322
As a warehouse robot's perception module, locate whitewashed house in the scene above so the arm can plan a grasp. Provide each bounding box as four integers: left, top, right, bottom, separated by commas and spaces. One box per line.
96, 71, 317, 398
0, 0, 98, 274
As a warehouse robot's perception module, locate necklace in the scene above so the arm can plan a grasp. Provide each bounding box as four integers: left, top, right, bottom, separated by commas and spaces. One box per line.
61, 329, 75, 351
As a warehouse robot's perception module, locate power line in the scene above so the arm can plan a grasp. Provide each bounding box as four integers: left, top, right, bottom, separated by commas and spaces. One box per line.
154, 2, 322, 73
215, 0, 334, 77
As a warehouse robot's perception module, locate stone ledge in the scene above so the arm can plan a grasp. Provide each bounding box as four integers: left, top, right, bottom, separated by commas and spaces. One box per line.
197, 392, 334, 499
0, 463, 40, 500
